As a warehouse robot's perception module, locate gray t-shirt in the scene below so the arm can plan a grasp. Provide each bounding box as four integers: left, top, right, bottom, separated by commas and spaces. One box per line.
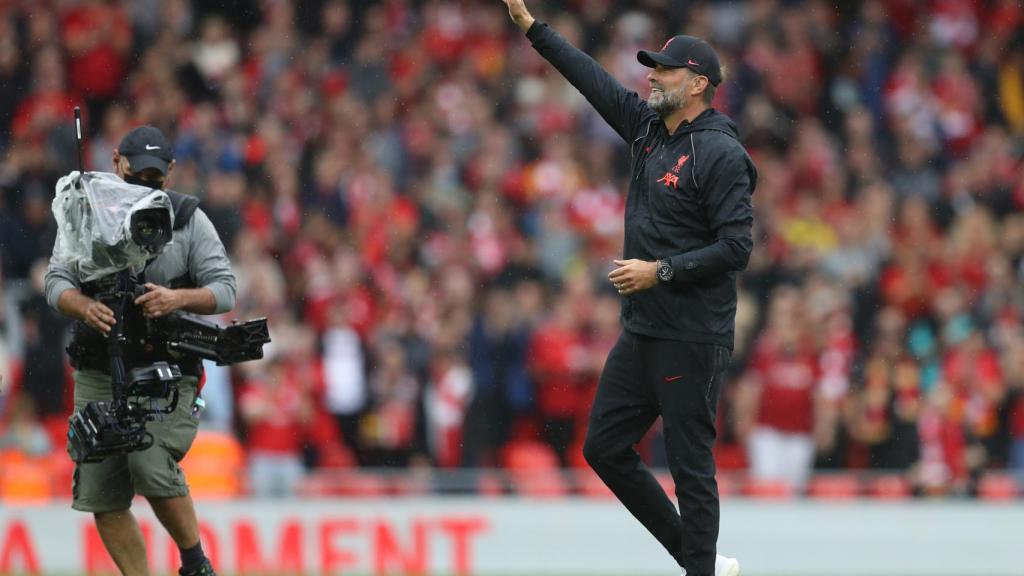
45, 207, 237, 314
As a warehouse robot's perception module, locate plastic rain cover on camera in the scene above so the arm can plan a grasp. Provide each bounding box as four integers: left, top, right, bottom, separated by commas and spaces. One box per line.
51, 171, 175, 282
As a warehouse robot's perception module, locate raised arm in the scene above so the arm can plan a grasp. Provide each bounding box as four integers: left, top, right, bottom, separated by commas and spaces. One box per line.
501, 0, 653, 143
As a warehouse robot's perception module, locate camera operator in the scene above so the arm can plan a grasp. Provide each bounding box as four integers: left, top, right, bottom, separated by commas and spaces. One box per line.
44, 126, 236, 576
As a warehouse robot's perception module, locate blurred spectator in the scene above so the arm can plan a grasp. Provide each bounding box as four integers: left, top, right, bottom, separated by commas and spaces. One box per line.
238, 354, 314, 497
463, 287, 533, 467
18, 260, 69, 418
361, 336, 421, 467
938, 323, 1005, 487
1005, 335, 1024, 477
0, 304, 8, 415
0, 395, 51, 457
735, 286, 823, 490
190, 15, 241, 90
9, 43, 74, 147
199, 360, 234, 433
425, 343, 473, 468
60, 0, 132, 128
850, 307, 921, 470
0, 14, 25, 147
528, 293, 588, 465
322, 299, 369, 462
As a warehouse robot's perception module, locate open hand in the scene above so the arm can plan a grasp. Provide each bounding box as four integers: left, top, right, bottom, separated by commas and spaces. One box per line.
134, 283, 184, 318
501, 0, 535, 31
608, 259, 658, 296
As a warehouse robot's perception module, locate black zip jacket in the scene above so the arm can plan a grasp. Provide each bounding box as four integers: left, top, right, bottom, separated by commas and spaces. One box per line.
528, 22, 756, 350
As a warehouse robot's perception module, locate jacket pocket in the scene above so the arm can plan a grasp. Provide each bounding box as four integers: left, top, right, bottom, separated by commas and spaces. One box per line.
705, 346, 730, 401
705, 355, 717, 401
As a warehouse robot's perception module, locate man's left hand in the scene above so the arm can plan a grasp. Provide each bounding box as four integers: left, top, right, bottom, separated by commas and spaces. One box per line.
608, 259, 658, 295
134, 283, 185, 318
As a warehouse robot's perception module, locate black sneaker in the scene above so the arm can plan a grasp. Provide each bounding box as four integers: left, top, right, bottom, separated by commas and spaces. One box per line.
179, 559, 217, 576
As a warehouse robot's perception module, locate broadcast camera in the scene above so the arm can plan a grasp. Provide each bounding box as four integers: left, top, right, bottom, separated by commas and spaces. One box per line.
54, 169, 270, 463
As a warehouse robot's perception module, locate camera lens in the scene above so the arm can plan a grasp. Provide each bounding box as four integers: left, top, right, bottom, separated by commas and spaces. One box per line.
135, 216, 158, 243
130, 208, 172, 250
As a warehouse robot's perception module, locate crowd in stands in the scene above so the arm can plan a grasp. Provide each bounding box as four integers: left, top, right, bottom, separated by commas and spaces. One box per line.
1, 0, 1023, 498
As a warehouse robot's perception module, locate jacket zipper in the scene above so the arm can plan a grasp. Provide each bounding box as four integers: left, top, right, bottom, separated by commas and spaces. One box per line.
632, 120, 655, 181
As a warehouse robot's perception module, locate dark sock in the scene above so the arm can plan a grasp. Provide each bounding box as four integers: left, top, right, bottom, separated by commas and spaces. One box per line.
180, 541, 205, 570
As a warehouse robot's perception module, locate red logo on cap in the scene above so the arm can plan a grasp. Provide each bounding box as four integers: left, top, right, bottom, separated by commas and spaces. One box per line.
661, 37, 675, 51
687, 59, 700, 67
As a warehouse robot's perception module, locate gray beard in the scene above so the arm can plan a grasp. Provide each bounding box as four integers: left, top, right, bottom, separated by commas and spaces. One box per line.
648, 90, 684, 118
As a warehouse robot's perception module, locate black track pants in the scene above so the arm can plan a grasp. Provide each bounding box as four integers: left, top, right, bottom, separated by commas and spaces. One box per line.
583, 330, 729, 576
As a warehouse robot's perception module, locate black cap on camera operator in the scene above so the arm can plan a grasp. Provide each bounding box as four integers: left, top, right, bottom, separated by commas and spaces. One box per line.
115, 125, 175, 188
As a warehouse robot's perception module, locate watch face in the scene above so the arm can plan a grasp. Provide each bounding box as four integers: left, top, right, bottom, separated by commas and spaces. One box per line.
658, 261, 673, 281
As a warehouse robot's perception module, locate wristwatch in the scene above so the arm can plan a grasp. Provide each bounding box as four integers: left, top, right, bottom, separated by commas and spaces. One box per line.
656, 259, 674, 283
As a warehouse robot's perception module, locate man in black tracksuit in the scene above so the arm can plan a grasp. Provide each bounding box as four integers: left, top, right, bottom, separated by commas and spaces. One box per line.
502, 3, 756, 575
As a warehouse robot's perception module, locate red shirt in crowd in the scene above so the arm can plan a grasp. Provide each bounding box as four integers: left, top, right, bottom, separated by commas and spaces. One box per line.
239, 364, 311, 455
529, 321, 585, 419
942, 345, 1003, 438
1012, 395, 1024, 440
11, 91, 77, 141
880, 260, 951, 320
748, 336, 820, 434
61, 4, 131, 98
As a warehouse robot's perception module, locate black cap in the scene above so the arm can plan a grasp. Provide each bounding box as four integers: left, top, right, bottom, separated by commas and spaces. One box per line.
637, 35, 723, 86
117, 126, 173, 175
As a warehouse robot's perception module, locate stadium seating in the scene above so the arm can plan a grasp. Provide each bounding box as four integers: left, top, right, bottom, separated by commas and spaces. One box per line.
502, 440, 569, 497
743, 478, 795, 500
179, 431, 245, 499
807, 475, 861, 500
0, 451, 52, 504
866, 475, 913, 500
977, 474, 1020, 501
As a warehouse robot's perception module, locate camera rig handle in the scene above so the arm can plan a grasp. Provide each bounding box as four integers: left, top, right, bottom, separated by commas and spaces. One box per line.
106, 270, 135, 410
107, 271, 181, 424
